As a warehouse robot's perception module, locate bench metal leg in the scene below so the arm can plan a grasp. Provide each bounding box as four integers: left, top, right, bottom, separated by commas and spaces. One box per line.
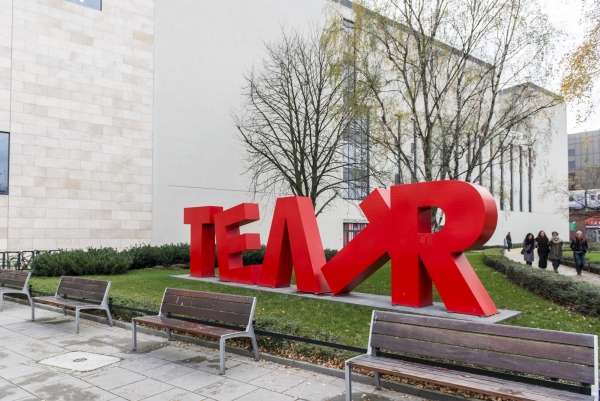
219, 337, 226, 375
345, 362, 352, 401
0, 293, 3, 312
374, 371, 381, 389
132, 320, 137, 351
250, 336, 260, 361
62, 306, 66, 316
75, 307, 80, 334
104, 306, 113, 327
166, 328, 173, 341
26, 293, 34, 321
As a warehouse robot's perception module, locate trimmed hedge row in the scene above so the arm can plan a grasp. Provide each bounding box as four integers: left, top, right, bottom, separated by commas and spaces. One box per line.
31, 243, 340, 277
31, 243, 189, 277
482, 249, 600, 318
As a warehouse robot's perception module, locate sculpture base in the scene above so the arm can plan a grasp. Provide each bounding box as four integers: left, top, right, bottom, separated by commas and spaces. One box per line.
171, 274, 520, 323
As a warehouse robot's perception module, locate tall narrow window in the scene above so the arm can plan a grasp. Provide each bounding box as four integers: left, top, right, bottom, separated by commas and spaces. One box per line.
342, 20, 369, 200
519, 146, 524, 212
528, 147, 533, 212
500, 151, 505, 210
510, 145, 514, 211
489, 142, 494, 195
0, 132, 9, 195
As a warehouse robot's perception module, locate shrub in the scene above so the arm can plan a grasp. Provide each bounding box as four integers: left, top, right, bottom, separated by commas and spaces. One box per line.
243, 245, 266, 266
31, 248, 132, 277
482, 249, 600, 317
126, 243, 190, 270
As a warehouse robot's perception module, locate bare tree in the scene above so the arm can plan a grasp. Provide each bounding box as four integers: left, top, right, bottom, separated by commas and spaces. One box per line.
338, 0, 562, 193
234, 26, 369, 215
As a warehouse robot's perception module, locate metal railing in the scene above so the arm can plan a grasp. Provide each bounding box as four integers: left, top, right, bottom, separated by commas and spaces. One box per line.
0, 250, 59, 270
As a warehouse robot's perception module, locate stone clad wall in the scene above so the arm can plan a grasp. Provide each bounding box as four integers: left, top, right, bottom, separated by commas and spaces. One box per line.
1, 0, 154, 250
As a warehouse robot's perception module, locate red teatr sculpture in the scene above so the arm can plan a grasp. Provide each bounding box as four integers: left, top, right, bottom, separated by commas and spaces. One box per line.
184, 180, 499, 317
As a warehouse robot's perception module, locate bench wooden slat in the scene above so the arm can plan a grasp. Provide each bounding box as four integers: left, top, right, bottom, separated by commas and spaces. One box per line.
34, 296, 99, 308
163, 294, 252, 315
371, 333, 595, 384
133, 316, 241, 339
165, 288, 254, 305
0, 278, 27, 288
0, 271, 29, 279
349, 355, 593, 401
160, 302, 250, 326
62, 276, 110, 287
374, 311, 595, 348
57, 287, 105, 302
59, 281, 109, 295
373, 321, 594, 366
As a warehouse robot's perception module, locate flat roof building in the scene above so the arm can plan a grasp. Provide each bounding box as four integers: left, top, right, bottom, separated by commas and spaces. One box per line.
0, 0, 568, 251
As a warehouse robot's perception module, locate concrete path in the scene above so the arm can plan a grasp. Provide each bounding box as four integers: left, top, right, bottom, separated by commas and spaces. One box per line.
0, 302, 428, 401
504, 249, 600, 286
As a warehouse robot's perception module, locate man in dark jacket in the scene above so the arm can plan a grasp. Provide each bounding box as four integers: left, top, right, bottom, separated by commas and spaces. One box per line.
570, 231, 589, 275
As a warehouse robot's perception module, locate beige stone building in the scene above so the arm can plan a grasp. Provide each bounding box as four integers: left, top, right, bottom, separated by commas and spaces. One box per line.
0, 0, 154, 250
0, 0, 568, 251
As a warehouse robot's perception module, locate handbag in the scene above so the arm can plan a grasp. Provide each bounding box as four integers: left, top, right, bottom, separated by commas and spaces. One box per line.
520, 249, 524, 255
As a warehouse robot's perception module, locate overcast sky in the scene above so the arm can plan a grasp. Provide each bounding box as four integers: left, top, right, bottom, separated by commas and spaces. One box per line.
544, 0, 597, 134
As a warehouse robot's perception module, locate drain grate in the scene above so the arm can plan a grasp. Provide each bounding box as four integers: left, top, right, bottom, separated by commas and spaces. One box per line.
39, 352, 120, 372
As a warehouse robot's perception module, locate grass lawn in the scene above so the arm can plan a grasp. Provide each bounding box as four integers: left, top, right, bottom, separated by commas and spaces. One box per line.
28, 253, 600, 347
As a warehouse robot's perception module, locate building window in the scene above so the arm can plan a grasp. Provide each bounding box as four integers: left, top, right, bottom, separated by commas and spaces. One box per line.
0, 132, 9, 195
568, 160, 576, 169
343, 119, 370, 200
568, 148, 576, 157
343, 222, 367, 246
65, 0, 101, 10
528, 147, 532, 213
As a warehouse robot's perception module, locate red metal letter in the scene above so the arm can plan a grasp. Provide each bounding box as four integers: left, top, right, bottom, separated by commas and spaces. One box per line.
321, 182, 498, 317
214, 203, 262, 285
390, 181, 498, 316
320, 189, 392, 295
184, 206, 223, 278
258, 197, 329, 294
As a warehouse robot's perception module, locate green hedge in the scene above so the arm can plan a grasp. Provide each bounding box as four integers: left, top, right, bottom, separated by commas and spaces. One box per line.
482, 249, 600, 318
31, 248, 132, 277
31, 243, 340, 277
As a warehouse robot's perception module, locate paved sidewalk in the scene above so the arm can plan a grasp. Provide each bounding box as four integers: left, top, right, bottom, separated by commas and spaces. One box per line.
0, 301, 427, 401
504, 249, 600, 285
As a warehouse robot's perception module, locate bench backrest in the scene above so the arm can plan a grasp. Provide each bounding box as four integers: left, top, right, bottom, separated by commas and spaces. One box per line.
160, 288, 256, 327
0, 270, 30, 290
56, 276, 111, 304
369, 311, 598, 386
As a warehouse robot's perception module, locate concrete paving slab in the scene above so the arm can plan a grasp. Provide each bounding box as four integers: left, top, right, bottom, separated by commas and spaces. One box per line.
195, 379, 259, 401
83, 367, 147, 391
0, 300, 430, 401
172, 274, 520, 323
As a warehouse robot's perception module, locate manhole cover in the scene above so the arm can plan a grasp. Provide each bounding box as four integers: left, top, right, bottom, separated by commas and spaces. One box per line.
39, 352, 120, 372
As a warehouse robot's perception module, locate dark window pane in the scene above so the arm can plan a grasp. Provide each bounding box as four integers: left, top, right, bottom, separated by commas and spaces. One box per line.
0, 132, 8, 195
569, 160, 576, 169
568, 148, 575, 156
65, 0, 101, 11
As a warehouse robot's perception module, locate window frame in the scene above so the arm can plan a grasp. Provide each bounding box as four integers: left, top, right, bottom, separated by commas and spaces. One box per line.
0, 132, 9, 196
64, 0, 102, 11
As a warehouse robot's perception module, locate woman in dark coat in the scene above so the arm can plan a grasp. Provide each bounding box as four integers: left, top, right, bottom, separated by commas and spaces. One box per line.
523, 233, 535, 265
536, 230, 549, 269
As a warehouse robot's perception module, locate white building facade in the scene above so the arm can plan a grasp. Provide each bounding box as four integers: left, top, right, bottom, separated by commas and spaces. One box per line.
0, 0, 568, 251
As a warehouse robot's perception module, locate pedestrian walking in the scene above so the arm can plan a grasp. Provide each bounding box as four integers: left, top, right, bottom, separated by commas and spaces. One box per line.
505, 232, 512, 251
570, 231, 589, 275
522, 233, 535, 265
536, 231, 549, 269
548, 231, 563, 273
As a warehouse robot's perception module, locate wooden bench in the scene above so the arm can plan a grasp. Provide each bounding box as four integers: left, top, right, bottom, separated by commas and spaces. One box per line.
0, 270, 33, 320
345, 311, 598, 401
33, 276, 113, 334
132, 288, 259, 374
